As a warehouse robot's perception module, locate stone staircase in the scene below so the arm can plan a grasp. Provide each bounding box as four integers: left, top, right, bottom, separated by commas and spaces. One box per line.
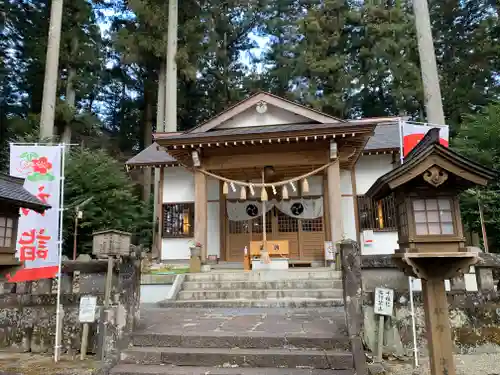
111, 306, 355, 375
159, 268, 345, 308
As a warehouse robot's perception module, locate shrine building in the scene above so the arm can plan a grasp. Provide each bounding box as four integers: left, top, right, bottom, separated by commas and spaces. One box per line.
126, 92, 403, 265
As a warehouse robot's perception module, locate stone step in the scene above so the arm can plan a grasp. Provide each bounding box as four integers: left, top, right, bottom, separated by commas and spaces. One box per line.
131, 332, 350, 350
184, 270, 341, 282
181, 279, 343, 291
158, 298, 344, 308
177, 289, 343, 301
121, 347, 353, 369
111, 364, 355, 375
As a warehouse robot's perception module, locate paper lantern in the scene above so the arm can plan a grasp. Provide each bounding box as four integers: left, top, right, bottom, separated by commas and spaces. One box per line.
290, 181, 297, 192
261, 186, 268, 201
282, 185, 289, 200
223, 181, 229, 195
302, 178, 309, 194
230, 182, 236, 192
249, 184, 255, 196
240, 186, 247, 200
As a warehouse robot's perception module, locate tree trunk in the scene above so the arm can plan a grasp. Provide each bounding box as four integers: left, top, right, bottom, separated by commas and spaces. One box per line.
39, 0, 64, 141
142, 87, 153, 201
62, 34, 79, 145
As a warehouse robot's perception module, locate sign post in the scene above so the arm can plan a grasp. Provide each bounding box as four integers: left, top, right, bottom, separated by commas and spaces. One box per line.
374, 287, 394, 362
79, 295, 97, 360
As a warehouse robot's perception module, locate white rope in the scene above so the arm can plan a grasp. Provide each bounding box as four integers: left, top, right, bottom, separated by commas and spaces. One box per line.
196, 161, 335, 187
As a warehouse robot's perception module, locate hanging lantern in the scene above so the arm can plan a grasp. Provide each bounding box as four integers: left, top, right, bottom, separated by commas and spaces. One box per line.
223, 181, 229, 195
249, 184, 255, 196
290, 181, 297, 192
282, 185, 289, 200
272, 185, 277, 195
302, 178, 309, 194
261, 186, 268, 201
230, 182, 237, 192
240, 186, 247, 200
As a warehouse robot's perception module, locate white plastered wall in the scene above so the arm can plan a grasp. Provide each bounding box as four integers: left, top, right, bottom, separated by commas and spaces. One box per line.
161, 167, 220, 261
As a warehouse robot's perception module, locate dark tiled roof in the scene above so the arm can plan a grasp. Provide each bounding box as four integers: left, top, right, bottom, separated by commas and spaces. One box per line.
0, 173, 51, 213
155, 122, 373, 141
364, 123, 400, 151
125, 143, 177, 167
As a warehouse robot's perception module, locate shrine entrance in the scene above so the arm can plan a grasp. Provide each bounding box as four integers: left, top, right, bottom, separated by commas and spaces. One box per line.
226, 202, 325, 263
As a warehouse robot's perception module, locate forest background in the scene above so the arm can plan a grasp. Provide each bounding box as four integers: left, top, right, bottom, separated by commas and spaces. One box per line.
1, 0, 499, 254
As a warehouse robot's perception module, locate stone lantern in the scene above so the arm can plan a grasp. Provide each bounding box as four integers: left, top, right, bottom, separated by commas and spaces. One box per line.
366, 128, 497, 375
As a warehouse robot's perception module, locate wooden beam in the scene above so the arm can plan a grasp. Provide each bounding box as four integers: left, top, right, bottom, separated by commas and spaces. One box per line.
327, 159, 343, 245
204, 150, 328, 170
351, 166, 361, 244
422, 278, 456, 375
323, 171, 331, 242
219, 182, 227, 261
194, 170, 208, 261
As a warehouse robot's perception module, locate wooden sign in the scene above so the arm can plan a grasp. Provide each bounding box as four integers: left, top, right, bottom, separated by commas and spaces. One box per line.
79, 296, 97, 323
374, 287, 394, 316
250, 240, 289, 257
324, 241, 335, 261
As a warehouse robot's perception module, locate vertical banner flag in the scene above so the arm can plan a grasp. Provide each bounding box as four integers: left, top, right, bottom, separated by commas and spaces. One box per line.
402, 122, 449, 157
8, 145, 63, 282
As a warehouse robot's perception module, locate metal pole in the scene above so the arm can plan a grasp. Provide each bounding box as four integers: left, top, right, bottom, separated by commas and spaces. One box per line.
54, 144, 66, 362
412, 0, 446, 125
478, 198, 489, 253
73, 214, 78, 260
40, 0, 64, 140
398, 119, 419, 368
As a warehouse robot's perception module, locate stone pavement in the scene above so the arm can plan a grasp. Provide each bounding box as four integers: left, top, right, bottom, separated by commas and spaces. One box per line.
138, 305, 347, 337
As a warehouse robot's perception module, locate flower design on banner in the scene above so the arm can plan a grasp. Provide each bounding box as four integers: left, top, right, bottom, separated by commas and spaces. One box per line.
17, 152, 55, 181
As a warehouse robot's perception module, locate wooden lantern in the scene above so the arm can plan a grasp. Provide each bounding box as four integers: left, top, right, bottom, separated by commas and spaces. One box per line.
367, 128, 496, 280
92, 229, 132, 258
366, 128, 497, 375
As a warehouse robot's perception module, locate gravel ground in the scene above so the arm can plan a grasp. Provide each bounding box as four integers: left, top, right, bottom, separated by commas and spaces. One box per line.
386, 353, 500, 375
0, 352, 99, 375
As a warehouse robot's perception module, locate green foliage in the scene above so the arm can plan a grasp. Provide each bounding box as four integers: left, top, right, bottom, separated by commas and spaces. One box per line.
63, 148, 152, 256
452, 103, 500, 251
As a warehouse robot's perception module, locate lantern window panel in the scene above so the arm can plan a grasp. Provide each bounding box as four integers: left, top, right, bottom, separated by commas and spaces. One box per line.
162, 203, 195, 238
412, 198, 454, 236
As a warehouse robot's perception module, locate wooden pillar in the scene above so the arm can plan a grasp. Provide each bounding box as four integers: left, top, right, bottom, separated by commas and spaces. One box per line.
194, 170, 208, 261
422, 278, 456, 375
327, 159, 343, 245
219, 181, 227, 261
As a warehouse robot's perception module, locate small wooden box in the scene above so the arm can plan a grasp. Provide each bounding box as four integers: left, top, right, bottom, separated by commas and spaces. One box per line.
250, 240, 289, 257
92, 229, 132, 258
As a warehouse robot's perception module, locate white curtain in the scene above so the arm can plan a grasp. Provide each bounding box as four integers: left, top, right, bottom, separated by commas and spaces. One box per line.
227, 198, 324, 221
276, 198, 323, 219
226, 200, 277, 221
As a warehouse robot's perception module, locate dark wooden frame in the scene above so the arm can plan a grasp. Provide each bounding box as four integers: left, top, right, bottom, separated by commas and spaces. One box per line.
162, 202, 195, 238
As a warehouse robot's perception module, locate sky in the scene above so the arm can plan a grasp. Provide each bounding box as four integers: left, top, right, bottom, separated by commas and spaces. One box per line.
96, 7, 270, 73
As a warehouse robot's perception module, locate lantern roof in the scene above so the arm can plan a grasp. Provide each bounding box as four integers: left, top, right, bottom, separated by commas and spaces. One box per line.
366, 128, 497, 200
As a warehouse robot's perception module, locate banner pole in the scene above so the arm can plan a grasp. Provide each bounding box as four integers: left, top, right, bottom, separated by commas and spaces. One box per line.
399, 119, 419, 368
54, 143, 66, 362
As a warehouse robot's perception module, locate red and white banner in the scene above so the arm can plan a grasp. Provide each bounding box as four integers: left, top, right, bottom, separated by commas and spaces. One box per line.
401, 123, 449, 157
8, 145, 64, 282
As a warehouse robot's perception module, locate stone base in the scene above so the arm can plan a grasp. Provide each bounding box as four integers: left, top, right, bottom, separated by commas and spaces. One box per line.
252, 258, 289, 270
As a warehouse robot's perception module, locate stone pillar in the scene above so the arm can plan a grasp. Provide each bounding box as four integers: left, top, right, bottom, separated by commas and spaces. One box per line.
327, 159, 343, 245
476, 267, 495, 292
194, 170, 208, 261
340, 240, 368, 375
450, 274, 466, 291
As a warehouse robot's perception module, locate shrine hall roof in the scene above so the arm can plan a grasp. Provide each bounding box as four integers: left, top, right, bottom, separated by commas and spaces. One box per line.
0, 173, 51, 213
126, 122, 402, 168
